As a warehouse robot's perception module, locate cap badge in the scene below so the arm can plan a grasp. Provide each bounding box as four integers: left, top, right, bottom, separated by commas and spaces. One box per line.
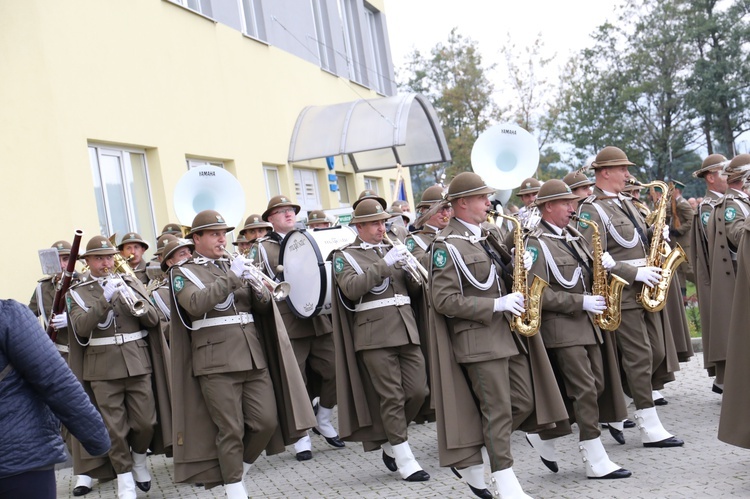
281, 197, 287, 202
253, 217, 259, 222
216, 215, 224, 222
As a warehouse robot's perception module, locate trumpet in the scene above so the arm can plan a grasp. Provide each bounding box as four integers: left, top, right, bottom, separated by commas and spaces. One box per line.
103, 269, 147, 317
224, 249, 291, 301
382, 234, 429, 283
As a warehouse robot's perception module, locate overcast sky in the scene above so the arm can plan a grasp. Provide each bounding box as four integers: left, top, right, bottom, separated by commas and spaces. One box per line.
383, 0, 621, 92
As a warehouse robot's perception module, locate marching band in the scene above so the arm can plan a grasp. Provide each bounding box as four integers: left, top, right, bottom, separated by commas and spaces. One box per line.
30, 143, 750, 499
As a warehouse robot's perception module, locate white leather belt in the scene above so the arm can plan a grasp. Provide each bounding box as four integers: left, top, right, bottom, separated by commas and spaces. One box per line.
620, 258, 647, 267
354, 294, 411, 312
89, 330, 148, 346
55, 344, 69, 353
193, 313, 254, 329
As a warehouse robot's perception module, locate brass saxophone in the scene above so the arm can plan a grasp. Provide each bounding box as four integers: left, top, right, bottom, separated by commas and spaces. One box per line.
626, 179, 687, 312
488, 209, 548, 337
571, 215, 627, 331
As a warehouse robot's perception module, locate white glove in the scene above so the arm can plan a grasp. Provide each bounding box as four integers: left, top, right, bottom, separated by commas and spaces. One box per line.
511, 248, 533, 271
601, 251, 616, 270
635, 266, 662, 288
51, 312, 68, 330
101, 280, 121, 302
230, 255, 249, 278
582, 295, 607, 315
384, 245, 409, 267
662, 224, 671, 242
494, 292, 525, 316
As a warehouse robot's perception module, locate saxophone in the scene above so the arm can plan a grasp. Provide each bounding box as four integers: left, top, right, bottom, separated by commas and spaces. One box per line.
626, 179, 687, 312
571, 215, 627, 331
488, 210, 548, 337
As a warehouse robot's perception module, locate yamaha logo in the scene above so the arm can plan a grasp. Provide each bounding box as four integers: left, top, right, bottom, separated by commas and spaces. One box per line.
199, 171, 216, 176
501, 129, 517, 135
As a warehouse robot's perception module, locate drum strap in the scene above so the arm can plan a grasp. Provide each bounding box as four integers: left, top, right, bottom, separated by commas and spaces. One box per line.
258, 244, 276, 280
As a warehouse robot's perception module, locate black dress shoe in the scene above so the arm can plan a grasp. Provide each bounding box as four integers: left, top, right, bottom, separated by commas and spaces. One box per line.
588, 468, 632, 480
712, 384, 724, 394
135, 481, 151, 492
311, 427, 346, 448
623, 419, 636, 428
296, 450, 313, 461
654, 397, 668, 406
524, 436, 558, 472
643, 436, 684, 448
450, 467, 493, 499
72, 486, 92, 496
382, 450, 397, 472
405, 470, 430, 482
608, 426, 626, 445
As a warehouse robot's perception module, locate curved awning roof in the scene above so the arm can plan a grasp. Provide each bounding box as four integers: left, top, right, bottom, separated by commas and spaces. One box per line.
288, 93, 451, 172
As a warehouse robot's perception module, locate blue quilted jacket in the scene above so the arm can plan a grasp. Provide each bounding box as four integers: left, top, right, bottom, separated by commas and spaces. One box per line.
0, 299, 110, 478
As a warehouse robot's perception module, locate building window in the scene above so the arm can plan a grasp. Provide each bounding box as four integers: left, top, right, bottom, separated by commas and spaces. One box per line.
294, 168, 322, 213
363, 5, 386, 94
363, 176, 379, 194
263, 165, 281, 200
311, 0, 335, 71
338, 0, 365, 85
170, 0, 213, 17
88, 145, 157, 248
337, 174, 350, 204
187, 159, 225, 169
239, 0, 266, 40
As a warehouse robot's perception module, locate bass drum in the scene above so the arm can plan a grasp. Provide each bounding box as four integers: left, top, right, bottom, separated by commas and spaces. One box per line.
279, 226, 357, 319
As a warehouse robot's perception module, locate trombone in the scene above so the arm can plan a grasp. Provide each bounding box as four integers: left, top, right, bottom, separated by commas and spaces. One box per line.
223, 248, 291, 301
383, 234, 429, 283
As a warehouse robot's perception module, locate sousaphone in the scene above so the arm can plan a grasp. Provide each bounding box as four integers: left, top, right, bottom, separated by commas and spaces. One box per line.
173, 166, 246, 229
471, 123, 540, 192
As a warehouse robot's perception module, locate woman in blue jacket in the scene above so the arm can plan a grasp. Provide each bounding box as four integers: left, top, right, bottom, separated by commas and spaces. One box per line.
0, 299, 110, 498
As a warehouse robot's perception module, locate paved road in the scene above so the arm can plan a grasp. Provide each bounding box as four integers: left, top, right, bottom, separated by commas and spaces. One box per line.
56, 355, 750, 498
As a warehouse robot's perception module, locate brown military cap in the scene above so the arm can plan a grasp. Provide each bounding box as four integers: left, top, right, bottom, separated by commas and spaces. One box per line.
352, 189, 388, 210
693, 153, 728, 179
118, 232, 150, 251
516, 177, 543, 195
531, 179, 580, 207
50, 240, 72, 256
306, 210, 331, 227
81, 235, 119, 257
154, 234, 178, 256
187, 210, 235, 237
723, 154, 750, 184
590, 146, 635, 169
232, 234, 250, 246
350, 198, 392, 224
446, 172, 496, 201
416, 185, 446, 209
262, 195, 301, 222
161, 238, 195, 272
562, 171, 594, 190
239, 214, 273, 235
161, 223, 183, 236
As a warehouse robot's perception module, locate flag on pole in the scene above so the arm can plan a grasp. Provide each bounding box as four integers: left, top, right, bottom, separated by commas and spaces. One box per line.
393, 163, 407, 201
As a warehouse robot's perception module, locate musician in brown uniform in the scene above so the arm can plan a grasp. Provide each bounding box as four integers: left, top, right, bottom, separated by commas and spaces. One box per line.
29, 240, 97, 496
429, 172, 566, 499
253, 196, 344, 461
524, 180, 630, 479
563, 170, 595, 199
169, 209, 314, 498
332, 199, 430, 483
67, 235, 167, 499
151, 235, 193, 344
666, 180, 695, 292
118, 232, 150, 286
704, 154, 750, 393
576, 146, 683, 448
405, 185, 451, 268
306, 210, 332, 229
354, 189, 410, 241
689, 154, 728, 392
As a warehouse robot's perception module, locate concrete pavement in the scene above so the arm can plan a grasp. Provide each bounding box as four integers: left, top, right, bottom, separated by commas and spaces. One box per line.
55, 355, 750, 498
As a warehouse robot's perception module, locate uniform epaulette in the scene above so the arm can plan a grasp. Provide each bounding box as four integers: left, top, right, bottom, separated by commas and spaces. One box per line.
37, 275, 53, 283
581, 194, 597, 205
527, 227, 544, 239
70, 278, 90, 289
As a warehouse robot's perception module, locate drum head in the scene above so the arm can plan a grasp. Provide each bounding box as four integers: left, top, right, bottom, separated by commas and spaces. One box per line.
280, 230, 325, 319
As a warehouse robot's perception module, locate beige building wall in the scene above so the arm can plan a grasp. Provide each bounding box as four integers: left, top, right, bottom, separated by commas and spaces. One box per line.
0, 0, 413, 302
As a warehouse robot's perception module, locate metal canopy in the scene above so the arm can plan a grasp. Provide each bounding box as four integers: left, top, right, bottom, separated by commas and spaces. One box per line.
288, 93, 451, 172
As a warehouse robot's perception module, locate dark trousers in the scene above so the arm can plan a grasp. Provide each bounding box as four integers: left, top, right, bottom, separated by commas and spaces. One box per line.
90, 374, 156, 474
0, 468, 56, 499
199, 369, 277, 484
291, 334, 337, 408
359, 344, 428, 445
